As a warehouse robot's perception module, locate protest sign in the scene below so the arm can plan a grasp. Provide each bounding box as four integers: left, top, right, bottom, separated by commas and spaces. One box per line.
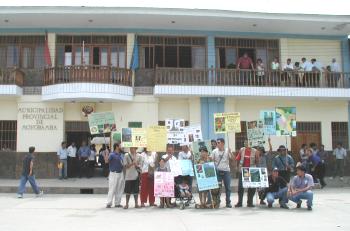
194, 162, 219, 191
214, 112, 241, 133
242, 167, 269, 188
192, 140, 213, 163
112, 131, 121, 145
180, 160, 194, 176
121, 128, 147, 148
147, 126, 167, 152
247, 120, 265, 147
182, 124, 203, 145
154, 171, 175, 197
169, 159, 182, 176
88, 112, 116, 135
259, 110, 276, 135
165, 119, 186, 144
275, 107, 297, 136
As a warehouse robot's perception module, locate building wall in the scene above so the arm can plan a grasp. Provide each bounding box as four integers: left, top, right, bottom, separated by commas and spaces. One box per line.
280, 38, 342, 69
158, 98, 190, 121
0, 99, 18, 120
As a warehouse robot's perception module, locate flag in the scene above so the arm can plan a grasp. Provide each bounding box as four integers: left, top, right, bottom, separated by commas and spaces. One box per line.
44, 31, 52, 66
130, 36, 139, 70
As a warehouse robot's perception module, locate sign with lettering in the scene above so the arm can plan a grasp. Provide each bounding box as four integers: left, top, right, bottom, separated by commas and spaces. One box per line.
154, 172, 175, 197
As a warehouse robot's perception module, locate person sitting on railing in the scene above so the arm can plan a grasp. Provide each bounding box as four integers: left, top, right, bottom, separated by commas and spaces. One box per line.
294, 62, 304, 87
271, 57, 280, 86
283, 58, 294, 86
256, 58, 265, 86
237, 52, 254, 85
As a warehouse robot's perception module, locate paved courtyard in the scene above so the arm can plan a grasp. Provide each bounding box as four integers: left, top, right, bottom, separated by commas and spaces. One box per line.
0, 188, 349, 231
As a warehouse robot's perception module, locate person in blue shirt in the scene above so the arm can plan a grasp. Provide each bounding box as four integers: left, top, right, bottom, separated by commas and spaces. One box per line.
272, 145, 295, 183
77, 141, 91, 178
307, 148, 326, 188
106, 143, 124, 208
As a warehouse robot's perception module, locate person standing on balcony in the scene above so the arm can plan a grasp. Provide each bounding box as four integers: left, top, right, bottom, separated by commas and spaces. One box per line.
256, 58, 265, 86
210, 138, 234, 208
17, 146, 43, 198
57, 141, 68, 180
235, 140, 258, 208
67, 142, 77, 178
294, 61, 304, 86
311, 58, 324, 86
330, 58, 341, 87
331, 142, 347, 181
271, 56, 280, 86
283, 58, 294, 86
237, 52, 254, 85
301, 57, 313, 86
77, 141, 91, 178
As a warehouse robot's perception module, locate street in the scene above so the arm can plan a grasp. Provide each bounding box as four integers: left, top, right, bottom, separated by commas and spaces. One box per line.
0, 188, 349, 231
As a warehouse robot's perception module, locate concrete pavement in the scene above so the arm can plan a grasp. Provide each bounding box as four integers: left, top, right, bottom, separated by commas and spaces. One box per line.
0, 188, 349, 231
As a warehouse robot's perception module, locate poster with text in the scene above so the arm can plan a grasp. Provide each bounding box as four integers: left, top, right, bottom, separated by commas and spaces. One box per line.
275, 107, 297, 137
182, 124, 203, 145
121, 128, 147, 148
88, 112, 116, 135
242, 167, 269, 188
147, 126, 167, 152
169, 159, 182, 176
180, 160, 194, 176
154, 171, 175, 197
247, 120, 265, 147
259, 110, 276, 135
214, 112, 241, 133
165, 119, 186, 144
194, 162, 219, 191
192, 140, 213, 163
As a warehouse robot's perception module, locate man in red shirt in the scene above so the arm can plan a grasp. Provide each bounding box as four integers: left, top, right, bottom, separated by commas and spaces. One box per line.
235, 140, 258, 207
237, 52, 254, 85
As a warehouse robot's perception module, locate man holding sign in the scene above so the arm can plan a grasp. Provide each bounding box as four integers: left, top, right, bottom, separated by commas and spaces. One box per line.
210, 138, 234, 208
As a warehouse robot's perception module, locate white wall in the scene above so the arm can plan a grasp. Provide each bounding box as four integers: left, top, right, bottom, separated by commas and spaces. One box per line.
158, 98, 190, 121
0, 99, 18, 120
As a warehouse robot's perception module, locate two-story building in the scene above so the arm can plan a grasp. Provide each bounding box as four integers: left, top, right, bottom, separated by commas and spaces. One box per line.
0, 6, 349, 177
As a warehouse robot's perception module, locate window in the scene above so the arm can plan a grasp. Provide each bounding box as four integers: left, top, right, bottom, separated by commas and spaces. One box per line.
138, 36, 206, 68
235, 121, 247, 150
332, 122, 348, 149
0, 120, 17, 151
6, 45, 19, 67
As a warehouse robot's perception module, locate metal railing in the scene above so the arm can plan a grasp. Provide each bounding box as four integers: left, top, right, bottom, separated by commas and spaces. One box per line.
44, 65, 132, 86
155, 68, 350, 88
0, 68, 24, 86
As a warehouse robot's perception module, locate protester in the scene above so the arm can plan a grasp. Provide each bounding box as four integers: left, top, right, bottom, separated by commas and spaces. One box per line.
156, 158, 171, 208
140, 149, 156, 207
87, 144, 96, 178
210, 139, 217, 150
272, 145, 295, 183
257, 138, 273, 205
306, 148, 326, 188
106, 143, 124, 208
57, 141, 68, 180
331, 142, 347, 181
162, 145, 177, 170
210, 138, 233, 208
265, 168, 289, 209
299, 144, 308, 165
196, 147, 210, 209
77, 141, 91, 178
98, 144, 109, 177
178, 144, 193, 192
235, 140, 258, 208
17, 146, 43, 198
123, 147, 142, 209
317, 145, 328, 172
288, 165, 314, 211
67, 142, 77, 178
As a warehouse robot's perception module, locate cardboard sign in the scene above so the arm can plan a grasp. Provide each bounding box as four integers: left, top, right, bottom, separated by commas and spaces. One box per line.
247, 120, 265, 147
192, 140, 213, 163
88, 112, 116, 135
260, 110, 276, 135
121, 128, 147, 148
194, 162, 219, 191
154, 171, 175, 197
165, 119, 186, 144
275, 107, 297, 137
214, 112, 241, 133
182, 124, 203, 145
242, 167, 269, 188
147, 126, 167, 152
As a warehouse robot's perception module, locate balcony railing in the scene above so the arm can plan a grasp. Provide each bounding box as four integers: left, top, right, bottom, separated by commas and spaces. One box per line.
0, 68, 24, 86
44, 65, 132, 86
155, 68, 350, 88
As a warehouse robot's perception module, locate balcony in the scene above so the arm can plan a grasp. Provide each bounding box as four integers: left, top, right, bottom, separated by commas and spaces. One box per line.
153, 68, 350, 99
0, 68, 24, 96
42, 65, 133, 101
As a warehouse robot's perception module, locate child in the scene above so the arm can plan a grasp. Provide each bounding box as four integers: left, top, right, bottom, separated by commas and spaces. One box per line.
156, 158, 171, 208
179, 179, 191, 198
196, 146, 210, 209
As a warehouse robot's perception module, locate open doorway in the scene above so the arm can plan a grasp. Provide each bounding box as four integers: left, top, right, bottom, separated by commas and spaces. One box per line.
238, 48, 256, 63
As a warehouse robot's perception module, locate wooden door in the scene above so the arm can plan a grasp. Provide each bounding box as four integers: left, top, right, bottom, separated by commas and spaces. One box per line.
291, 132, 321, 162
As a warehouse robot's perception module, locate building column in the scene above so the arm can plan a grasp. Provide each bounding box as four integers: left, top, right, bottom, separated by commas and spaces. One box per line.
342, 37, 350, 147
200, 97, 225, 141
48, 33, 56, 66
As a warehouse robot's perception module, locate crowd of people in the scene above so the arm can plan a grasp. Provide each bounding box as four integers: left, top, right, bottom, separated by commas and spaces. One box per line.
17, 139, 348, 212
235, 53, 341, 87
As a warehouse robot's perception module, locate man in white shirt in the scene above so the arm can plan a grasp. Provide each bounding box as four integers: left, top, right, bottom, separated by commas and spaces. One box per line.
178, 145, 192, 160
301, 57, 313, 71
283, 58, 294, 86
283, 58, 294, 71
330, 58, 340, 72
57, 141, 68, 180
67, 142, 77, 178
332, 142, 347, 180
210, 138, 234, 208
162, 145, 177, 170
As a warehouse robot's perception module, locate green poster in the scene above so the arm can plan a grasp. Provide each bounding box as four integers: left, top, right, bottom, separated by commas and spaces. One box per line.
88, 112, 116, 135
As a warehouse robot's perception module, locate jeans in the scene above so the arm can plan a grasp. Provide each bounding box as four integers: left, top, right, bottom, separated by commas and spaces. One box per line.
333, 159, 345, 177
290, 190, 313, 207
18, 175, 40, 195
238, 172, 255, 205
266, 187, 288, 206
59, 159, 68, 178
217, 170, 231, 205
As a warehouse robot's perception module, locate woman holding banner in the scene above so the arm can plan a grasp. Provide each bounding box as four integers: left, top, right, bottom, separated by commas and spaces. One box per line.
140, 149, 157, 207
